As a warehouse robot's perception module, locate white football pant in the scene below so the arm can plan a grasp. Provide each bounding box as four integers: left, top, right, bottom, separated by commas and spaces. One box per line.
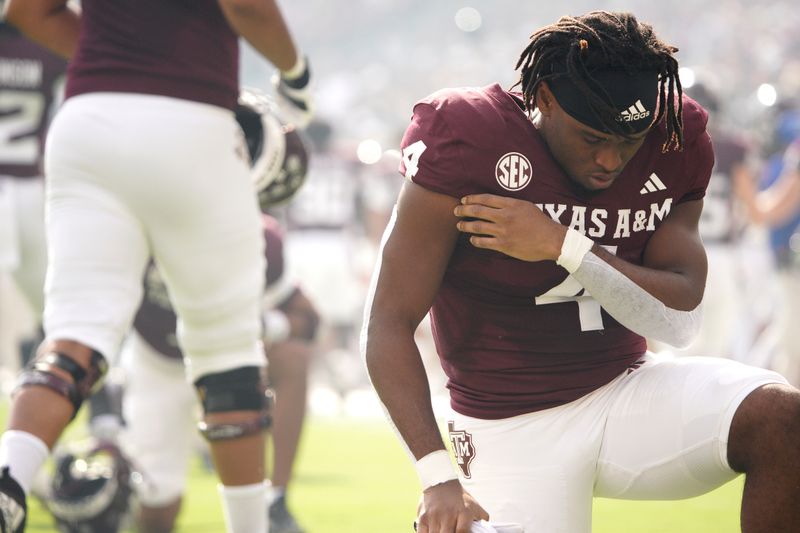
43, 93, 265, 380
448, 353, 786, 533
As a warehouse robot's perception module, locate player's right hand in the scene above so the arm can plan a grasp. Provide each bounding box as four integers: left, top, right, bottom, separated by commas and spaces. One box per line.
272, 55, 314, 129
415, 479, 490, 533
455, 193, 568, 263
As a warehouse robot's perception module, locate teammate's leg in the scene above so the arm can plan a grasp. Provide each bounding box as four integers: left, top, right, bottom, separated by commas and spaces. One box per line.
0, 100, 151, 531
267, 338, 312, 532
119, 332, 196, 533
142, 97, 269, 533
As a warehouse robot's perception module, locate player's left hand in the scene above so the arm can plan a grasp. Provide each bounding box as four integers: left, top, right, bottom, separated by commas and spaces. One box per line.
272, 55, 314, 128
454, 193, 567, 262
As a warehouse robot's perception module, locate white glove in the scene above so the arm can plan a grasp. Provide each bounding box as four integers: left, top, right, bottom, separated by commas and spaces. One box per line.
471, 520, 525, 533
272, 55, 314, 128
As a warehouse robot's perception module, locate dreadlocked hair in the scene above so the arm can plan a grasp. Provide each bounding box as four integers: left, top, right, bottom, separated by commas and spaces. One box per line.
514, 11, 683, 152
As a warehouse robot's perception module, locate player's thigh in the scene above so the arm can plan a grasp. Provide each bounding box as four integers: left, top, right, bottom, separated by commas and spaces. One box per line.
447, 391, 616, 533
139, 101, 265, 377
120, 332, 196, 505
43, 110, 150, 356
595, 353, 787, 499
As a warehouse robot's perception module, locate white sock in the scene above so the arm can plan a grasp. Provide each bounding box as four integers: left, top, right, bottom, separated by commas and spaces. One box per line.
270, 485, 286, 502
0, 430, 50, 494
218, 481, 269, 533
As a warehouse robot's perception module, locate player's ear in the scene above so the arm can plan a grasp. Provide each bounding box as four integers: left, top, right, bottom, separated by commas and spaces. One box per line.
536, 82, 556, 118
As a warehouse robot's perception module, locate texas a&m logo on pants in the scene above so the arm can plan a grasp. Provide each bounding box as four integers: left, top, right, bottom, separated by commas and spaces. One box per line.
448, 421, 476, 478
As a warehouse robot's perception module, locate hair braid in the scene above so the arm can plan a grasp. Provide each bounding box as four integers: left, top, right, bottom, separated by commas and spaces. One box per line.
513, 11, 684, 152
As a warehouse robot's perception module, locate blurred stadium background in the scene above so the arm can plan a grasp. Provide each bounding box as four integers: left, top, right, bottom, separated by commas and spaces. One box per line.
2, 0, 800, 531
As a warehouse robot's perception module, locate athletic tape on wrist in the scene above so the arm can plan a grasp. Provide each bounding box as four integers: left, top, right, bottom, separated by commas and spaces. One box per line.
415, 450, 458, 490
556, 228, 594, 274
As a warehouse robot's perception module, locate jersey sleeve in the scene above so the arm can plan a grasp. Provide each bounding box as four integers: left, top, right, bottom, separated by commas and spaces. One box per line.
398, 99, 471, 199
677, 98, 714, 203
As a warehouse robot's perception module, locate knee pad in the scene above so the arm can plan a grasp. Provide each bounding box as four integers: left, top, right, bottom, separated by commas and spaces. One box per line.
194, 366, 272, 442
15, 350, 108, 420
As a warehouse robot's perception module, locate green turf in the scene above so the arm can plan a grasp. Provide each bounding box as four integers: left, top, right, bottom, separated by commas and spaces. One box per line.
18, 416, 744, 532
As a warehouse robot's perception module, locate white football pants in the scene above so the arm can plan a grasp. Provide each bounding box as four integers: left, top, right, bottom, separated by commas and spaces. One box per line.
43, 93, 265, 380
447, 353, 787, 533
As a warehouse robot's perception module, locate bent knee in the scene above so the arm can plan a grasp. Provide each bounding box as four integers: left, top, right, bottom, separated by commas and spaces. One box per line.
727, 383, 800, 472
194, 366, 272, 442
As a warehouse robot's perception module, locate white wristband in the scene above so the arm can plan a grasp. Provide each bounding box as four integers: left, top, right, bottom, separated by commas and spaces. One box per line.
415, 450, 458, 490
281, 54, 307, 80
556, 228, 594, 274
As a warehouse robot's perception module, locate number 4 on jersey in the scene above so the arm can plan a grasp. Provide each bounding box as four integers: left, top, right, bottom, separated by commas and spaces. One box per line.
535, 245, 617, 331
402, 140, 427, 179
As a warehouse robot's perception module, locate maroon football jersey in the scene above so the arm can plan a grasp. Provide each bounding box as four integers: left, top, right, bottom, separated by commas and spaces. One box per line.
0, 24, 66, 178
399, 84, 713, 419
133, 215, 292, 360
699, 132, 750, 243
66, 0, 238, 110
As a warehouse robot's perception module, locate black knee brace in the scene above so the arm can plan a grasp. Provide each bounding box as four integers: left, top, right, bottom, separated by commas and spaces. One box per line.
194, 366, 273, 441
15, 350, 108, 419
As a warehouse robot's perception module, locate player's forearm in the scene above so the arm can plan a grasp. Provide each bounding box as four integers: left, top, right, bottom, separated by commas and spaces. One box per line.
570, 249, 702, 348
364, 322, 448, 461
753, 171, 800, 227
4, 0, 79, 58
588, 244, 703, 311
217, 0, 298, 72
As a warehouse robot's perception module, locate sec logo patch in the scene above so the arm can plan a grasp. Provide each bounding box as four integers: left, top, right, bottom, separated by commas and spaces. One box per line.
495, 152, 532, 191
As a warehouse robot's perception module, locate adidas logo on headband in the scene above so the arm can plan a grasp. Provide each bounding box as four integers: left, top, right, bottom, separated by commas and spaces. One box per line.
617, 100, 651, 122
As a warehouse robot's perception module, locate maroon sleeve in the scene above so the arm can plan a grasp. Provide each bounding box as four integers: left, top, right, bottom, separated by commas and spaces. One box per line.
398, 98, 471, 199
400, 103, 464, 196
677, 97, 714, 203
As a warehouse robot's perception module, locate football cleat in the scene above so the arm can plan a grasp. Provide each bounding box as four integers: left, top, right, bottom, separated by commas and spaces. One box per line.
0, 467, 26, 533
268, 495, 305, 533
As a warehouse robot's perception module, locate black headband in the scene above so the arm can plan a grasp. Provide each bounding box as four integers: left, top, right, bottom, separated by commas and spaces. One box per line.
548, 69, 658, 134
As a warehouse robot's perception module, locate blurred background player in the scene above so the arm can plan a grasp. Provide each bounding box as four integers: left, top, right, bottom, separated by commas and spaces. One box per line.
123, 221, 316, 533
0, 17, 65, 375
33, 91, 314, 533
273, 120, 374, 403
0, 1, 313, 533
735, 104, 800, 386
114, 94, 315, 533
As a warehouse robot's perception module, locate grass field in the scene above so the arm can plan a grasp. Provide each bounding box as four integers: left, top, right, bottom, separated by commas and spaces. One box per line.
17, 416, 745, 532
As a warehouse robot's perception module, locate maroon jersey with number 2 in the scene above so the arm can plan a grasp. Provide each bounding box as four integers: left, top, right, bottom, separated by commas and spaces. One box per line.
399, 83, 713, 419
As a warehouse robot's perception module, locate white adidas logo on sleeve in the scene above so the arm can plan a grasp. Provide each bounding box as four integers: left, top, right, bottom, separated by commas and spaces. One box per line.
640, 172, 667, 195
